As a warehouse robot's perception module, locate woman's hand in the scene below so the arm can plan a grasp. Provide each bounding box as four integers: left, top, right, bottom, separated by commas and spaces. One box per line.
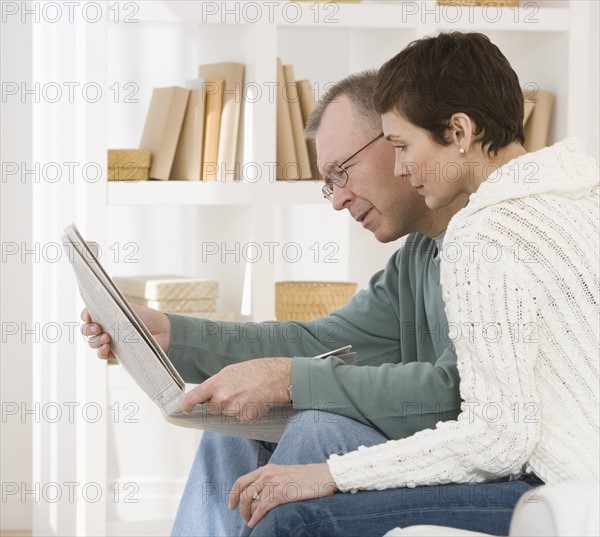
229, 462, 338, 528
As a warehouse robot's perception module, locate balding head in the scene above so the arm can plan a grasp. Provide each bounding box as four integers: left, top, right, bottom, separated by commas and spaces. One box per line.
305, 70, 381, 141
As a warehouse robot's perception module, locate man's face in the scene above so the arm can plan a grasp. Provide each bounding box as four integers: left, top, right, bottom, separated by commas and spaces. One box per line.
315, 95, 429, 243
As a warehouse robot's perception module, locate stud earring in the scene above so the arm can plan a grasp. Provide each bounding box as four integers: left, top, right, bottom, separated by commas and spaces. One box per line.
459, 147, 466, 154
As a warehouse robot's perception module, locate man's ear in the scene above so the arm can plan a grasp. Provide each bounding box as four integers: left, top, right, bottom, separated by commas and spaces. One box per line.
448, 113, 475, 152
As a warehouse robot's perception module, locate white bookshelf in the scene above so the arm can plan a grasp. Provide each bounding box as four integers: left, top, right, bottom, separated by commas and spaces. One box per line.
105, 1, 590, 322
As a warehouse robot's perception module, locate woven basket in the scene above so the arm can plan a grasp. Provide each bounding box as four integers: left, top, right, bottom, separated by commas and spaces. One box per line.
275, 281, 357, 321
107, 149, 151, 181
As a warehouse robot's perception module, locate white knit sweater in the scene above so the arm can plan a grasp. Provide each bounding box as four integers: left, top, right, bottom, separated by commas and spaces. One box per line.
328, 138, 600, 492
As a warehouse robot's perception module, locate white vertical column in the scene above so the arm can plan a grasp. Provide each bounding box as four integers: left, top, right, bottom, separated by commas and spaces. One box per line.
74, 8, 109, 536
247, 20, 278, 321
31, 5, 108, 536
567, 1, 596, 155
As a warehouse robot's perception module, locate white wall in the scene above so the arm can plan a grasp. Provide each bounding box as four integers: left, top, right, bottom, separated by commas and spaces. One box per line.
0, 12, 33, 530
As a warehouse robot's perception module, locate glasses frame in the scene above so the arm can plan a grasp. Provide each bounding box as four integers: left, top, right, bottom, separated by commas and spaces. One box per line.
322, 132, 384, 201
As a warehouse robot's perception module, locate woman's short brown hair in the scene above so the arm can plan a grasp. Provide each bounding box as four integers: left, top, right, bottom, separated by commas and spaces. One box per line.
375, 32, 525, 155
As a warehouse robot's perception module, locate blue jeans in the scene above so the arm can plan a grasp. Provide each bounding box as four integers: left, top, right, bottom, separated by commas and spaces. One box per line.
249, 479, 536, 537
171, 410, 388, 537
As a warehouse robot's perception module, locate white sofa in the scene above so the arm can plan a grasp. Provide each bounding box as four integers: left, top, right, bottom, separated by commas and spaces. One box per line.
384, 482, 600, 537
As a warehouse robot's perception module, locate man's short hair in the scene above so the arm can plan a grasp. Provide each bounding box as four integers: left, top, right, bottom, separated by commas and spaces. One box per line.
375, 32, 525, 155
304, 70, 381, 140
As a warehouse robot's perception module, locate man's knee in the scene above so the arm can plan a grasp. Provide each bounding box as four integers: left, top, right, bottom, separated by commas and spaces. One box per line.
281, 409, 386, 457
282, 410, 347, 450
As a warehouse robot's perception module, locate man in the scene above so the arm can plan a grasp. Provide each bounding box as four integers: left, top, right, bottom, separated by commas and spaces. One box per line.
82, 71, 463, 536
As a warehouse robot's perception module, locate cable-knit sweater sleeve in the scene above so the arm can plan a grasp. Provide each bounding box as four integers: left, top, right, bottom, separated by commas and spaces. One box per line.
328, 220, 541, 491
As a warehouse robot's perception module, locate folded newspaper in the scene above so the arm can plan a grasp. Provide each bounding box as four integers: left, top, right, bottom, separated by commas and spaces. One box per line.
62, 224, 355, 442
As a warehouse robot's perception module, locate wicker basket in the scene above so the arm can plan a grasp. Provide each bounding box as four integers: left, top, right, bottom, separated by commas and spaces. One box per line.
275, 281, 357, 321
107, 149, 151, 181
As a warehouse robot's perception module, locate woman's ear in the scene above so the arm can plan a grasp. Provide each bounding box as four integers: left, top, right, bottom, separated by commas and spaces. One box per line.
449, 113, 475, 153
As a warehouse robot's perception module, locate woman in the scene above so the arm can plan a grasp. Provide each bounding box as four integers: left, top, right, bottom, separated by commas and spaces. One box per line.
229, 32, 599, 533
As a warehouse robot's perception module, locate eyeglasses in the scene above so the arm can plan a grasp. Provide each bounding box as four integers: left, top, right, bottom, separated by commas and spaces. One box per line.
321, 133, 384, 202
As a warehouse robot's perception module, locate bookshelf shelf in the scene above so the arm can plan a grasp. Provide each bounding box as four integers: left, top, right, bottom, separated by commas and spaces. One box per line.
434, 6, 569, 32
106, 180, 329, 206
273, 4, 569, 31
123, 1, 262, 25
107, 181, 255, 206
117, 1, 568, 33
275, 3, 419, 28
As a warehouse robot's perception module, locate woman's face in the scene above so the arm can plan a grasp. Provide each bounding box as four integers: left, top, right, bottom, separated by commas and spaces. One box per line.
381, 111, 473, 210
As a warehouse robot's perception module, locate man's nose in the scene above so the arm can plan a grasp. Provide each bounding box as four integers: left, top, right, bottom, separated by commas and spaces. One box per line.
331, 184, 354, 211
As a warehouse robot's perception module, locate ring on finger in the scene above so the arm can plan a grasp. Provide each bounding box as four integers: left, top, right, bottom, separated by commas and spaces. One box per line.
252, 491, 262, 502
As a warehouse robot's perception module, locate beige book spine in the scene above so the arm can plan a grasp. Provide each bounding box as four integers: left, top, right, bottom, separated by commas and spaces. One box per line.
276, 58, 298, 180
283, 65, 312, 179
198, 63, 245, 182
170, 88, 206, 180
523, 90, 555, 152
202, 79, 225, 181
140, 87, 191, 180
216, 64, 244, 182
297, 79, 321, 180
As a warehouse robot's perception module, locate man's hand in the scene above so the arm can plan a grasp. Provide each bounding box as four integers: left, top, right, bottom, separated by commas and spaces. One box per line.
182, 358, 292, 421
230, 462, 338, 528
80, 303, 170, 360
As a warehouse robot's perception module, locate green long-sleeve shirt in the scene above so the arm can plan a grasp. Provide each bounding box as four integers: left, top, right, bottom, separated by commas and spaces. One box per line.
167, 233, 460, 440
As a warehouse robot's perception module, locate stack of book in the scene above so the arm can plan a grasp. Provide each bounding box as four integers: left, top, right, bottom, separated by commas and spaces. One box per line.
137, 59, 320, 182
140, 63, 245, 181
113, 275, 233, 321
276, 59, 319, 181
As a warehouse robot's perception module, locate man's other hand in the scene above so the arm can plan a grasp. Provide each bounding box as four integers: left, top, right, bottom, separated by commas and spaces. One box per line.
80, 303, 171, 361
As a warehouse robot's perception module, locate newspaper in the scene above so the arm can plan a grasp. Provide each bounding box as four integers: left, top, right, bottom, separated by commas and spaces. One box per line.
62, 224, 355, 442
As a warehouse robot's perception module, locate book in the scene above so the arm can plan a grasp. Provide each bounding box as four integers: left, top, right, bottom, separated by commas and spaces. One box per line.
170, 88, 206, 180
296, 79, 321, 180
140, 87, 190, 180
523, 90, 555, 152
283, 65, 312, 179
276, 59, 298, 180
201, 78, 225, 181
197, 63, 245, 181
62, 224, 355, 442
